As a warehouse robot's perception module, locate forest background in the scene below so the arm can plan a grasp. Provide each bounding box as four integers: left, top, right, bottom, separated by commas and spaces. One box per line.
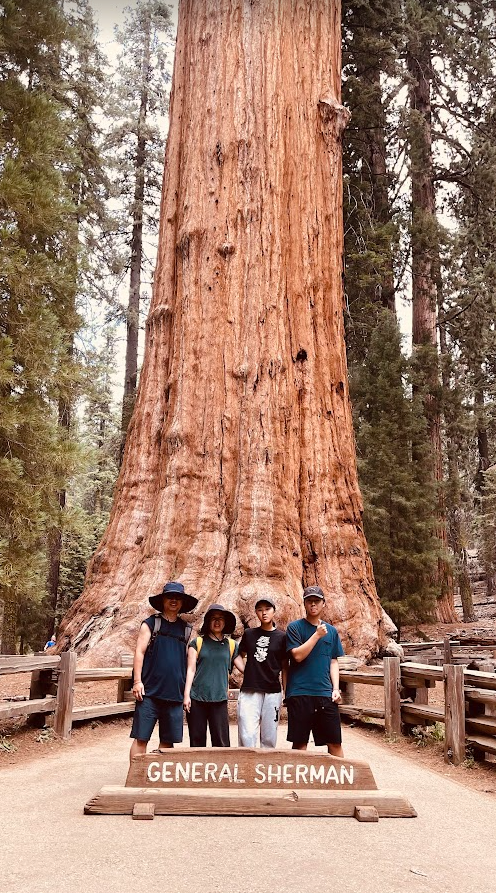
1, 0, 496, 654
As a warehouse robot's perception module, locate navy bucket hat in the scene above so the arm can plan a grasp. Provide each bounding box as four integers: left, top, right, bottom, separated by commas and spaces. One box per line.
149, 581, 198, 614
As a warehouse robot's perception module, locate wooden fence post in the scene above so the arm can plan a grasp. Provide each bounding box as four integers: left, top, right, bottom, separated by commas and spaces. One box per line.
384, 657, 401, 738
444, 664, 465, 765
53, 651, 77, 739
443, 637, 453, 665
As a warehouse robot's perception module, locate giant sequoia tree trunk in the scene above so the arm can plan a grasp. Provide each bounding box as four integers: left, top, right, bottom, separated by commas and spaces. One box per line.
60, 0, 392, 665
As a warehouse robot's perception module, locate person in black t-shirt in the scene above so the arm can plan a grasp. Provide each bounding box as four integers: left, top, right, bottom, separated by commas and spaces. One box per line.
129, 581, 198, 765
237, 598, 287, 748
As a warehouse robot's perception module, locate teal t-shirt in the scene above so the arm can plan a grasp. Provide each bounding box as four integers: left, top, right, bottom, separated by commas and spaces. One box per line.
189, 635, 239, 702
286, 618, 344, 698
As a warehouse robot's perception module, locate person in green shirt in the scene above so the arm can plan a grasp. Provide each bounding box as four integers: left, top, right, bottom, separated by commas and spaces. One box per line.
183, 604, 244, 746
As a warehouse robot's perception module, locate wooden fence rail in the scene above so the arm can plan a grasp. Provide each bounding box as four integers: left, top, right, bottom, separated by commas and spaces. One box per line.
1, 654, 496, 766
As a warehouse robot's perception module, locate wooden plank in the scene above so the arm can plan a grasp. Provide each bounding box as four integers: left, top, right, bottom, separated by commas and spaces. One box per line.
0, 696, 56, 721
444, 664, 465, 765
0, 655, 60, 676
132, 802, 155, 821
339, 705, 385, 720
466, 735, 496, 756
125, 748, 378, 790
85, 786, 417, 818
354, 805, 379, 822
72, 702, 135, 722
75, 668, 132, 682
464, 688, 496, 706
53, 651, 77, 739
443, 637, 453, 665
28, 668, 56, 728
339, 671, 384, 686
463, 669, 496, 691
465, 714, 496, 735
401, 704, 444, 723
401, 663, 443, 682
384, 656, 401, 738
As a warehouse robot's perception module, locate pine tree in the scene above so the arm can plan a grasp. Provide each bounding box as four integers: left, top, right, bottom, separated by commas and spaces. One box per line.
352, 310, 438, 634
342, 0, 402, 366
43, 0, 110, 640
104, 0, 174, 451
0, 0, 75, 651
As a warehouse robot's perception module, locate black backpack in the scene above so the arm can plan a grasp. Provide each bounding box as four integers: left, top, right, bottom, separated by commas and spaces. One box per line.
147, 614, 193, 653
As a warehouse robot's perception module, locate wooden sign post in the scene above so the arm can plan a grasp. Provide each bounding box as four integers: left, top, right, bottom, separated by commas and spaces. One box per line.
85, 748, 416, 820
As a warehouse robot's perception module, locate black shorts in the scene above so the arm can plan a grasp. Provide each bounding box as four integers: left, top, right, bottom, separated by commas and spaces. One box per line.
130, 696, 184, 743
286, 695, 342, 746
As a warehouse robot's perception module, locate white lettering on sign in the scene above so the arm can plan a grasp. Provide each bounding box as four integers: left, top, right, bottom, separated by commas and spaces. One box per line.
146, 760, 247, 784
253, 762, 355, 786
146, 759, 354, 786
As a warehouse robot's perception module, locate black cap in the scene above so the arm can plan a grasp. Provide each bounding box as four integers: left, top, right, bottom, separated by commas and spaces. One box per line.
303, 585, 325, 601
255, 597, 276, 610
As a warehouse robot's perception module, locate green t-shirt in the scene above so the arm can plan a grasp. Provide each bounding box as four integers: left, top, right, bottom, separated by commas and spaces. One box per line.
189, 635, 239, 702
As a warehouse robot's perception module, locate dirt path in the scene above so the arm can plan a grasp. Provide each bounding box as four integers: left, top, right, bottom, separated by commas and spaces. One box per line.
2, 722, 496, 893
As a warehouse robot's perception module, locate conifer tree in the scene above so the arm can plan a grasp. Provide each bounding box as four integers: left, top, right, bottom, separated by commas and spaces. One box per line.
104, 0, 173, 450
352, 310, 438, 633
342, 0, 402, 366
0, 0, 75, 651
44, 0, 110, 640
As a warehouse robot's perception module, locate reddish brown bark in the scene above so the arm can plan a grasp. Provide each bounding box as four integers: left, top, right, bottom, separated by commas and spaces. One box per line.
407, 33, 456, 623
60, 0, 392, 665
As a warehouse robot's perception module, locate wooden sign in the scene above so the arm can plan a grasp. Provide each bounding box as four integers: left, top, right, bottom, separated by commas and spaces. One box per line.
125, 748, 376, 790
85, 748, 416, 820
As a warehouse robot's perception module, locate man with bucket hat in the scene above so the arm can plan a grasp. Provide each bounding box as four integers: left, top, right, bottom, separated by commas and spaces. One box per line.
129, 581, 198, 763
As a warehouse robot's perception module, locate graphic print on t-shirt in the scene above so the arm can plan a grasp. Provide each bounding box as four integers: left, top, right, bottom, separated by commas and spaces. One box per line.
255, 635, 270, 663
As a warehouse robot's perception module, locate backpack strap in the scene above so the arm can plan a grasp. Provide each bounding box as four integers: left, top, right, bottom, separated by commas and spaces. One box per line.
147, 614, 162, 651
184, 623, 193, 646
195, 635, 235, 664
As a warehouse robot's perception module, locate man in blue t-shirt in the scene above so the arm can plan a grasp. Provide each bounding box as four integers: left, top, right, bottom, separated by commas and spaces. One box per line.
286, 585, 344, 757
129, 581, 198, 765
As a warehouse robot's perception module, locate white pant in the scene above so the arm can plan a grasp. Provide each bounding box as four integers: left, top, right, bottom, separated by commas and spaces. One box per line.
237, 691, 282, 748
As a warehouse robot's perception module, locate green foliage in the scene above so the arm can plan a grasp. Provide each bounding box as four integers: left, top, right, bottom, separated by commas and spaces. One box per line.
352, 311, 438, 628
104, 0, 173, 290
0, 0, 77, 652
411, 722, 445, 747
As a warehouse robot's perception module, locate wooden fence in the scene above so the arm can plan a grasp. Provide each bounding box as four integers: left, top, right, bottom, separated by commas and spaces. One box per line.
0, 653, 134, 739
1, 652, 496, 767
340, 657, 496, 765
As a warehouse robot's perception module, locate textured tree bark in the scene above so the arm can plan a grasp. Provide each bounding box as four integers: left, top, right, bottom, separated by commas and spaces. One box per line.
407, 33, 456, 623
59, 0, 392, 665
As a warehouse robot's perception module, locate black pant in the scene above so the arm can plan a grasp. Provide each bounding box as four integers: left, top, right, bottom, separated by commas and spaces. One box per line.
187, 699, 230, 747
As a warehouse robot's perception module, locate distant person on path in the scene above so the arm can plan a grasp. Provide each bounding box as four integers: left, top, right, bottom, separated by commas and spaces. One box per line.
129, 581, 198, 764
285, 585, 344, 757
43, 635, 56, 651
183, 604, 243, 747
237, 597, 287, 748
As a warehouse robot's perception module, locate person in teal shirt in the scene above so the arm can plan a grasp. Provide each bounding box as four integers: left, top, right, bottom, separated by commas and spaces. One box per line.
183, 604, 244, 746
286, 585, 344, 757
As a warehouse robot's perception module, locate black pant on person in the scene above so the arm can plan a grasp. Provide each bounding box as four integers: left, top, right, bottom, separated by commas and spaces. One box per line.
187, 699, 230, 747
